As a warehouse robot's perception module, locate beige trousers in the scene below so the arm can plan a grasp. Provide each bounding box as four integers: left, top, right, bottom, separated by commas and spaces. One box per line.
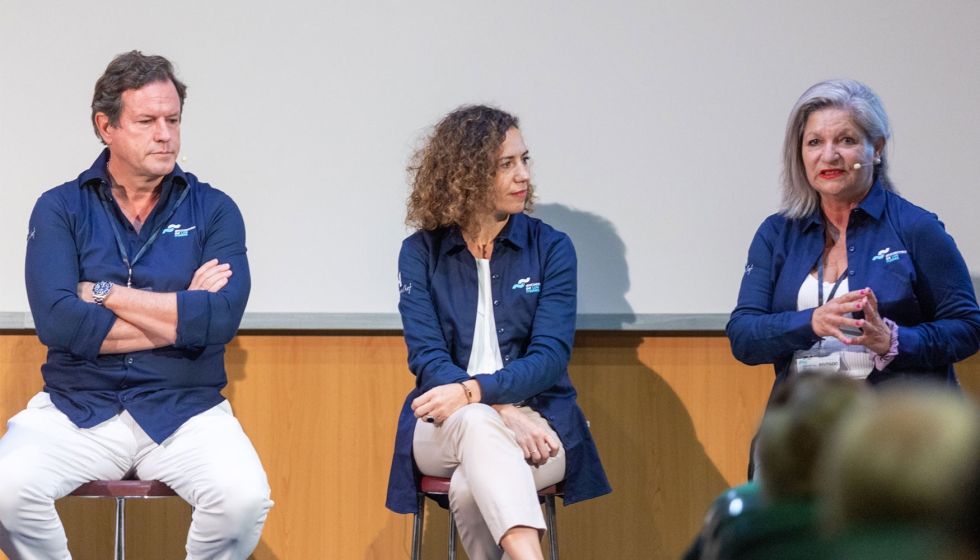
414, 403, 566, 560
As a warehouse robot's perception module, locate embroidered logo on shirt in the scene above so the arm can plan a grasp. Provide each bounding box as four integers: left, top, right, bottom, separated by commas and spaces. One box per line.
885, 250, 907, 263
26, 227, 35, 242
872, 248, 906, 263
162, 224, 196, 238
512, 277, 540, 293
744, 264, 753, 275
398, 272, 412, 295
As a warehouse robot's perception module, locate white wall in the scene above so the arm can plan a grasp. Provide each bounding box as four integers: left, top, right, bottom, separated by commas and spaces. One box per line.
2, 0, 978, 315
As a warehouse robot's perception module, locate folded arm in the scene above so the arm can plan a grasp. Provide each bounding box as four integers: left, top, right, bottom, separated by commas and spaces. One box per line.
78, 259, 232, 353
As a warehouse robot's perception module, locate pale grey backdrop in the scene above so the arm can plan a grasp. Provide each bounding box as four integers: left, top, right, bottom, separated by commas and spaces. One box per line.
2, 1, 978, 324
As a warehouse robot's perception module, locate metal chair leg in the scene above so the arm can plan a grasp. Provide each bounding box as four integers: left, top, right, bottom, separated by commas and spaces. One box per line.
545, 494, 558, 560
114, 497, 126, 560
447, 510, 457, 560
412, 493, 425, 560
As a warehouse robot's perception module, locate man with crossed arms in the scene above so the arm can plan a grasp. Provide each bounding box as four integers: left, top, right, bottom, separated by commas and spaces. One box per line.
0, 51, 272, 559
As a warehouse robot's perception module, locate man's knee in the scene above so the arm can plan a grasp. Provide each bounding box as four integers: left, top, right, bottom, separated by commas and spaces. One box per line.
0, 456, 53, 527
196, 470, 273, 527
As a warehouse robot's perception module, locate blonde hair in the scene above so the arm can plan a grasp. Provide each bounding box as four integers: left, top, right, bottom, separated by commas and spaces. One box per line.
820, 385, 980, 532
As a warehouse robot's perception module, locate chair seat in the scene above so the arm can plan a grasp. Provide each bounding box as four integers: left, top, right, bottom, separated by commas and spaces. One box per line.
69, 480, 178, 498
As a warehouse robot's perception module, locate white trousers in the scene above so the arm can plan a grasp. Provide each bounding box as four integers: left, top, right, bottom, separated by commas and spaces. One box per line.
0, 392, 273, 560
413, 404, 566, 560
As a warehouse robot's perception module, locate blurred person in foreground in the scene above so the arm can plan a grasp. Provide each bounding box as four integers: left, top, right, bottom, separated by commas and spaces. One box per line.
819, 384, 980, 559
686, 373, 866, 560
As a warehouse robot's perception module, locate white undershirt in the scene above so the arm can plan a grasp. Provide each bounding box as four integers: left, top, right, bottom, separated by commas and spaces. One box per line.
790, 274, 873, 379
467, 259, 504, 376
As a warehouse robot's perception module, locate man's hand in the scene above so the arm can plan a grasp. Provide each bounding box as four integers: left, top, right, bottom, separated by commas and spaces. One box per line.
494, 404, 560, 467
188, 259, 232, 291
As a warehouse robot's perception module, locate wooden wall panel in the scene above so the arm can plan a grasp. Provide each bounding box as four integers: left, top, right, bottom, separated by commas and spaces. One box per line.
2, 333, 979, 559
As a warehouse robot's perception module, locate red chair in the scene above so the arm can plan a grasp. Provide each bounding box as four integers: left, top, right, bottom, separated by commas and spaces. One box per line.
412, 475, 562, 560
68, 479, 182, 560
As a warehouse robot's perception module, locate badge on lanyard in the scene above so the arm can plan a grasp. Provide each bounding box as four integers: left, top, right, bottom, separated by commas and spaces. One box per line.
796, 352, 842, 374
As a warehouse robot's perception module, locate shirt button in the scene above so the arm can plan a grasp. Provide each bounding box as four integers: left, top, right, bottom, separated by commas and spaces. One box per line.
493, 300, 499, 306
848, 270, 855, 276
504, 355, 511, 361
492, 274, 499, 279
848, 246, 855, 252
126, 357, 134, 364
498, 328, 504, 334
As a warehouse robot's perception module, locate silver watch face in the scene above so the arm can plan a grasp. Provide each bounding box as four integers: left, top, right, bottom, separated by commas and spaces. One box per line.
93, 281, 113, 303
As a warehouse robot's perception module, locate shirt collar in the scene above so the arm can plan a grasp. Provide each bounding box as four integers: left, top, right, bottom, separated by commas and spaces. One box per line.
856, 178, 887, 220
79, 148, 188, 190
498, 212, 529, 249
803, 178, 887, 230
441, 212, 530, 255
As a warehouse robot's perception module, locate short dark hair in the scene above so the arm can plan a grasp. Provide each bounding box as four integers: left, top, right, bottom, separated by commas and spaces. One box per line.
91, 50, 187, 144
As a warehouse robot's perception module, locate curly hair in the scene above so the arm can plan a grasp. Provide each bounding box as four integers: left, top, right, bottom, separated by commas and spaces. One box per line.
92, 50, 187, 145
406, 105, 535, 230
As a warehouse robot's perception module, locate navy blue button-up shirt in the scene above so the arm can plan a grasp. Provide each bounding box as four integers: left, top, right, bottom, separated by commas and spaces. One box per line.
386, 212, 611, 513
728, 180, 980, 390
25, 150, 250, 443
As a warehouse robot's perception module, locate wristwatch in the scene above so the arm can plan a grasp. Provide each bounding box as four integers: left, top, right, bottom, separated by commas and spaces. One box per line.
92, 281, 113, 306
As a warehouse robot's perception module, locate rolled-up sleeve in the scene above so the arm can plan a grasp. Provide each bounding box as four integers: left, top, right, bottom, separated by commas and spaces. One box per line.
25, 192, 116, 360
476, 235, 577, 405
175, 194, 250, 348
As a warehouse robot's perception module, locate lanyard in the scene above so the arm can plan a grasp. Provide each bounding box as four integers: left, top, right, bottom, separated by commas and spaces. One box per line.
817, 258, 848, 307
96, 180, 190, 288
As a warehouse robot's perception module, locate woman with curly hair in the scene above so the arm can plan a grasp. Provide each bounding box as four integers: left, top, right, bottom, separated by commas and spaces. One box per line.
386, 105, 610, 560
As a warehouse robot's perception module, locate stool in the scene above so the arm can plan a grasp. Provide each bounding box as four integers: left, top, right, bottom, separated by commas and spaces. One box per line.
412, 476, 562, 560
68, 480, 181, 560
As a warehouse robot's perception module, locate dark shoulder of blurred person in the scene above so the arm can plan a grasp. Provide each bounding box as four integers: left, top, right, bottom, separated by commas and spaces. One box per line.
685, 373, 866, 560
819, 382, 980, 560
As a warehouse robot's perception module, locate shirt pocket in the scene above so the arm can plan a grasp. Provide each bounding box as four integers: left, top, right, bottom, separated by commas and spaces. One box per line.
874, 254, 922, 324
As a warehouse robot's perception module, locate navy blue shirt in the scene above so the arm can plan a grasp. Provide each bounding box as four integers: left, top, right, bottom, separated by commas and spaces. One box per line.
386, 213, 611, 513
25, 150, 250, 443
728, 180, 980, 390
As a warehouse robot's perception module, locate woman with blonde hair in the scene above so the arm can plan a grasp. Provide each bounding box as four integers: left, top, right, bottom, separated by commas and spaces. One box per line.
385, 105, 610, 560
728, 79, 980, 400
